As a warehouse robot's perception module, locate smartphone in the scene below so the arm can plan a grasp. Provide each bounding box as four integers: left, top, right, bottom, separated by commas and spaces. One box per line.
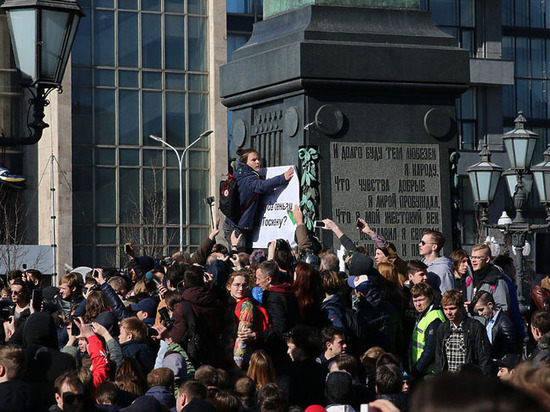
31, 289, 42, 311
71, 319, 80, 337
152, 278, 162, 287
92, 270, 99, 278
356, 219, 365, 230
124, 244, 131, 254
360, 405, 370, 412
314, 220, 325, 228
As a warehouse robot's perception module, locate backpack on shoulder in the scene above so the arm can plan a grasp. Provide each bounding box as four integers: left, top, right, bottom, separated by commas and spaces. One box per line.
219, 173, 242, 223
219, 174, 258, 223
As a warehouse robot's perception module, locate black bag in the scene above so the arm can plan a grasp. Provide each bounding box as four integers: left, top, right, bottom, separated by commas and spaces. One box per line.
219, 173, 242, 222
219, 173, 258, 223
181, 300, 206, 367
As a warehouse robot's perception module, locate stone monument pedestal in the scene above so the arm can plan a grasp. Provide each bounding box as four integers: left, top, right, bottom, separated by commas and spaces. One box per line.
220, 4, 469, 257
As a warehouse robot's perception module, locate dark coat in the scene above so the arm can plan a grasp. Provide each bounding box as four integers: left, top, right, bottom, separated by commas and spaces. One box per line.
168, 286, 224, 367
0, 380, 39, 412
55, 294, 84, 318
182, 398, 216, 412
101, 282, 131, 321
528, 332, 550, 367
277, 360, 328, 409
22, 312, 76, 409
321, 294, 346, 329
490, 310, 517, 359
120, 395, 164, 412
169, 287, 222, 342
96, 405, 121, 412
228, 161, 288, 229
256, 283, 299, 361
120, 340, 156, 374
145, 386, 176, 408
376, 394, 409, 412
435, 316, 491, 375
350, 273, 399, 354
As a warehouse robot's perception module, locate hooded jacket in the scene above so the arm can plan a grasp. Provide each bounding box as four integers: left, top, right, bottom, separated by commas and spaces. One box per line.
22, 312, 76, 409
227, 161, 288, 229
168, 286, 224, 367
426, 256, 455, 293
465, 264, 511, 312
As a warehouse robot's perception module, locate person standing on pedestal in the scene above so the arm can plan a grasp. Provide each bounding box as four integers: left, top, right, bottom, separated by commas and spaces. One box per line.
223, 148, 294, 252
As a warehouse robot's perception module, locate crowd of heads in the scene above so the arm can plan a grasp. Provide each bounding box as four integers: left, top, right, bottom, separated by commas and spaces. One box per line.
0, 222, 548, 412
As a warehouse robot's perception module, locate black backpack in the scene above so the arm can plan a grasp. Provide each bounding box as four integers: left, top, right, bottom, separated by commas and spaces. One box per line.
219, 173, 242, 222
219, 173, 258, 223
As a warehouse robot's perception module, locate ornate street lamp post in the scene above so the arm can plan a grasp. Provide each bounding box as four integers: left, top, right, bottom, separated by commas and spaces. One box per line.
468, 112, 550, 303
0, 0, 84, 146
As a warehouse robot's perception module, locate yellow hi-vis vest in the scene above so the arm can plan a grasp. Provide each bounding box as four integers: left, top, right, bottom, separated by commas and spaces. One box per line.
411, 306, 446, 373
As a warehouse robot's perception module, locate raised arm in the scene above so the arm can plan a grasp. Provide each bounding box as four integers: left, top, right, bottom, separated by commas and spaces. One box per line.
322, 219, 356, 251
294, 204, 313, 255
358, 218, 389, 249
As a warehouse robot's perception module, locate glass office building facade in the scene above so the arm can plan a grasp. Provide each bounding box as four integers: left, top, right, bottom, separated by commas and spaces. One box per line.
71, 0, 211, 266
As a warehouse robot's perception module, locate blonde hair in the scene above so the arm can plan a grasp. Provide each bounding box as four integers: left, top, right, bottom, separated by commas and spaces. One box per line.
120, 317, 147, 341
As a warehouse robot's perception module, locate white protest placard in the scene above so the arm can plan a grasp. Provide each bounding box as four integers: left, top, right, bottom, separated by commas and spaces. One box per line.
251, 165, 300, 249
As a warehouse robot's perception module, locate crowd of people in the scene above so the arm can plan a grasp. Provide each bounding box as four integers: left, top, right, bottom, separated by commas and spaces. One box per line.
0, 149, 550, 412
1, 213, 550, 412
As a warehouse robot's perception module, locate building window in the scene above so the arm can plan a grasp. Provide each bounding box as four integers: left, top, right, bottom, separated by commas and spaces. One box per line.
456, 88, 477, 150
420, 0, 477, 150
72, 1, 210, 266
420, 0, 475, 56
227, 0, 254, 14
502, 0, 550, 29
502, 36, 550, 121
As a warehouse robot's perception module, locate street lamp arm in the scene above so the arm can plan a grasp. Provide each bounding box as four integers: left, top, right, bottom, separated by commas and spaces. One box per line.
0, 85, 53, 147
182, 135, 202, 158
182, 129, 213, 158
528, 223, 550, 231
149, 134, 180, 158
485, 221, 550, 234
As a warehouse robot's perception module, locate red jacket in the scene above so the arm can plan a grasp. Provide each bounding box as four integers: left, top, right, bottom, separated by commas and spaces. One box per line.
87, 334, 110, 388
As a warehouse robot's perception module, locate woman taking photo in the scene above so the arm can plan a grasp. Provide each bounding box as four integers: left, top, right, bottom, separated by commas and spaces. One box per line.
224, 148, 294, 251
